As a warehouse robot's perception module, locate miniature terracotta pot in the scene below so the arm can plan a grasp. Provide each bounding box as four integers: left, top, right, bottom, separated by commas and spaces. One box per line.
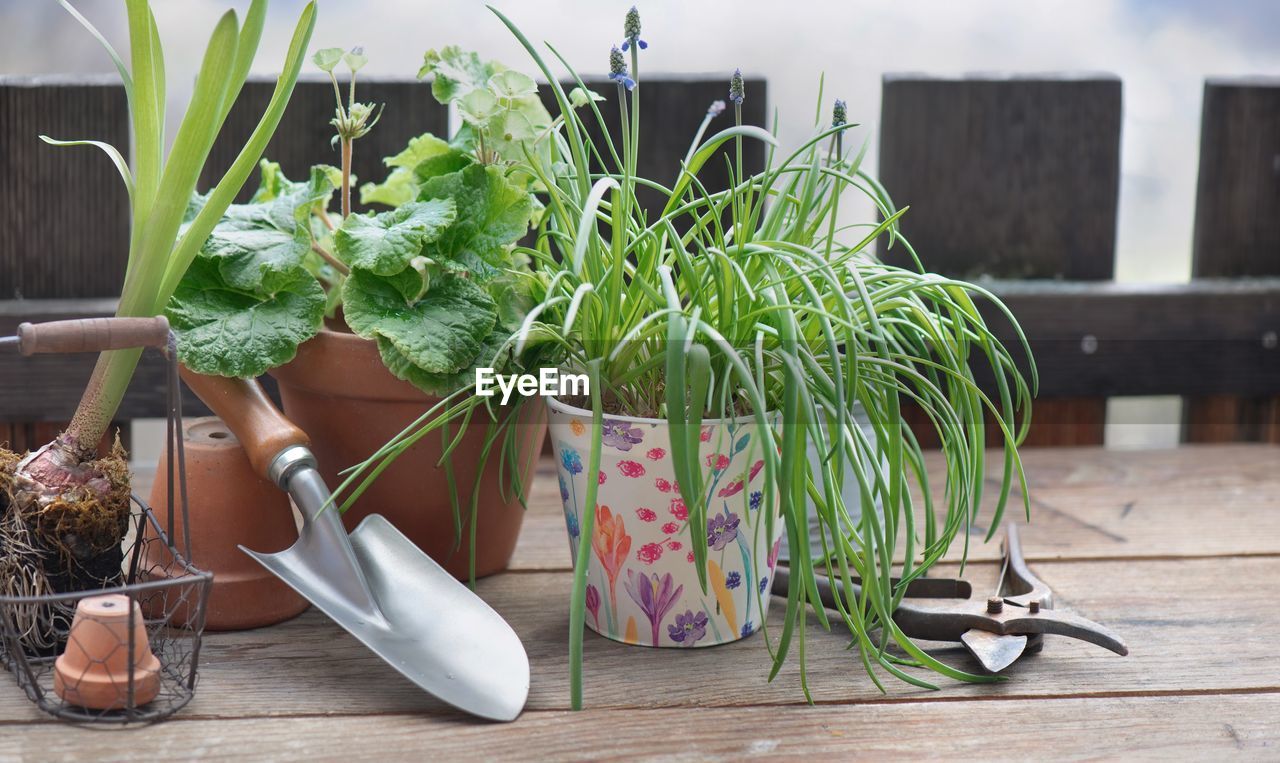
54, 594, 160, 710
270, 328, 547, 579
146, 417, 308, 630
546, 398, 784, 648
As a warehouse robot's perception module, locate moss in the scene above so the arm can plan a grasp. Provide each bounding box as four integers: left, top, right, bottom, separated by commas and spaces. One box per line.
0, 447, 20, 498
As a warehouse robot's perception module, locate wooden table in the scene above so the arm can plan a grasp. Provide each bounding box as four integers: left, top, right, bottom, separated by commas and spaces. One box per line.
4, 445, 1278, 760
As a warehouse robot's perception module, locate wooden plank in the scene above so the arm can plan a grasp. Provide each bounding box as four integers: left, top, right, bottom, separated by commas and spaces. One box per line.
902, 397, 1106, 449
1191, 78, 1280, 279
0, 446, 1271, 760
540, 77, 768, 221
0, 76, 130, 300
221, 557, 1280, 713
4, 694, 1275, 761
1186, 78, 1280, 442
1184, 395, 1280, 444
878, 75, 1123, 446
6, 278, 1275, 425
982, 280, 1280, 398
2, 553, 1274, 719
1007, 397, 1104, 446
124, 448, 1279, 573
878, 75, 1122, 281
200, 76, 449, 209
510, 446, 1280, 571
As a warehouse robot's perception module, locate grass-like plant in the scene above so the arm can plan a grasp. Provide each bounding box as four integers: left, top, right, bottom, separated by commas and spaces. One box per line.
337, 5, 1035, 707
1, 0, 315, 615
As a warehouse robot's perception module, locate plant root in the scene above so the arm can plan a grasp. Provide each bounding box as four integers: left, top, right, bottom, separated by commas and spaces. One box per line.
0, 436, 131, 652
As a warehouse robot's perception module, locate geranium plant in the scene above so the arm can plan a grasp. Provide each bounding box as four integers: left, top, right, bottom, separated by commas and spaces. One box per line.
0, 0, 314, 635
165, 46, 574, 580
341, 5, 1035, 708
168, 46, 554, 395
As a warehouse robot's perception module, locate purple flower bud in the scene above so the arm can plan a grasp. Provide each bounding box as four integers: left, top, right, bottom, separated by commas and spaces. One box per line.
609, 46, 627, 77
622, 6, 648, 51
832, 99, 848, 127
707, 99, 726, 117
625, 6, 641, 41
729, 68, 745, 105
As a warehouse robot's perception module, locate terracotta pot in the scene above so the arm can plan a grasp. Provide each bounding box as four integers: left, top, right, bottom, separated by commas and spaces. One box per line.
270, 328, 547, 579
546, 398, 783, 648
54, 594, 160, 710
146, 417, 309, 630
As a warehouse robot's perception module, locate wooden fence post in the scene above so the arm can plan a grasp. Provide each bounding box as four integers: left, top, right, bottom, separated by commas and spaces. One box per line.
1185, 78, 1280, 443
878, 75, 1123, 446
541, 76, 768, 219
0, 76, 132, 451
201, 76, 449, 208
1, 76, 130, 299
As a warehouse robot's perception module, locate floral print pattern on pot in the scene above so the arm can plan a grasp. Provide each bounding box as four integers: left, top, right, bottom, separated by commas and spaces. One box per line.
547, 397, 783, 648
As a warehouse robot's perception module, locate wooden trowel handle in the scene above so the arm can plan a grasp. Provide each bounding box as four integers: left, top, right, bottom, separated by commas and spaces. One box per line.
180, 367, 310, 481
17, 317, 171, 355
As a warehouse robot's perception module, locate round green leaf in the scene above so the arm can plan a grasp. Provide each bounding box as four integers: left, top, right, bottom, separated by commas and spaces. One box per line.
333, 198, 457, 276
342, 268, 497, 375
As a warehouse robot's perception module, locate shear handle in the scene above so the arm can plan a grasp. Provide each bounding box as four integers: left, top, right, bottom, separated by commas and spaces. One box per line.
1000, 523, 1054, 609
771, 567, 971, 606
897, 601, 1129, 656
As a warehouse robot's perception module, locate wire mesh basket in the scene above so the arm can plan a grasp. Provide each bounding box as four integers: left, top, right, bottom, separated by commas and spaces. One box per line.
0, 323, 212, 723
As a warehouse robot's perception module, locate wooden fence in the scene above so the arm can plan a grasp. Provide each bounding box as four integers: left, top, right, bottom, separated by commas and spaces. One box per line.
0, 74, 764, 449
879, 74, 1280, 445
1, 72, 1277, 448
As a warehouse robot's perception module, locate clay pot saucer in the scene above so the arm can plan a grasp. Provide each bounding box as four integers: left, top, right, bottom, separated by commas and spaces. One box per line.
54, 594, 161, 710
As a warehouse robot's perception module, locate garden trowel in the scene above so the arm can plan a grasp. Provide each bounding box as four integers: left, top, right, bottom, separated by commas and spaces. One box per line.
183, 371, 529, 722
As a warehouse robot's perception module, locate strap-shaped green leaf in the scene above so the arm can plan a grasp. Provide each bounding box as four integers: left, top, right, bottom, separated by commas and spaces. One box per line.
124, 9, 238, 321
57, 1, 133, 99
124, 0, 164, 222
159, 1, 317, 306
218, 0, 268, 128
664, 125, 777, 217
38, 137, 134, 203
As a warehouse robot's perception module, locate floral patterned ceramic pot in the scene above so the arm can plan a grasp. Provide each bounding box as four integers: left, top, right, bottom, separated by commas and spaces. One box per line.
547, 397, 784, 648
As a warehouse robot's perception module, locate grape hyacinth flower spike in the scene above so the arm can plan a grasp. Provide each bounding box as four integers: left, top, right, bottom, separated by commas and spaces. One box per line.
832, 99, 847, 128
622, 6, 647, 51
729, 68, 745, 105
609, 46, 635, 90
831, 98, 848, 155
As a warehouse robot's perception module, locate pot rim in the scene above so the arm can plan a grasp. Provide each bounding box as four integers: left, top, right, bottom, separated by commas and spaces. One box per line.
545, 395, 772, 426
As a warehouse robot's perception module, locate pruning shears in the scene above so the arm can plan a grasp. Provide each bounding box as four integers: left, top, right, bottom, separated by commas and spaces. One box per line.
772, 523, 1128, 672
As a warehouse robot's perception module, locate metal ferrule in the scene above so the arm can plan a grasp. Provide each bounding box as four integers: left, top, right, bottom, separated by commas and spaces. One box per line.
267, 445, 317, 488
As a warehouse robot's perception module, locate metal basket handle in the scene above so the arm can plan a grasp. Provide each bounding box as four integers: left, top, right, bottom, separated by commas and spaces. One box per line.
15, 317, 171, 355
8, 315, 192, 561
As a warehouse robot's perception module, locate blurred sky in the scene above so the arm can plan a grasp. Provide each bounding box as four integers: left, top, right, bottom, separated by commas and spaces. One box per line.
4, 0, 1279, 283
